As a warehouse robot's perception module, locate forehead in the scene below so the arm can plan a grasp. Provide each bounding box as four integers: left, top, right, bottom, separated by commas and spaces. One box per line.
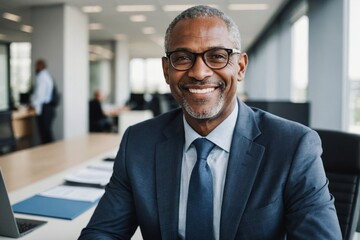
168, 17, 233, 51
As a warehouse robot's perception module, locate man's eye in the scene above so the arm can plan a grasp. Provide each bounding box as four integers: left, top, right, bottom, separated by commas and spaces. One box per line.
211, 54, 227, 59
207, 53, 227, 62
173, 54, 192, 63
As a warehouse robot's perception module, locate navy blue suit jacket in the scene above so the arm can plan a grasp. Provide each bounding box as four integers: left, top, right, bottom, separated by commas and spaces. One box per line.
79, 100, 342, 239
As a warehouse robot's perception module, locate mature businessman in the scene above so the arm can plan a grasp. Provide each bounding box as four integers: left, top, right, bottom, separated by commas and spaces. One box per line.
79, 5, 342, 240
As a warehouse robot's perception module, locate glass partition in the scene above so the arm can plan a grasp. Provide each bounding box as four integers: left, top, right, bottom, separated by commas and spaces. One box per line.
0, 44, 9, 111
348, 0, 360, 133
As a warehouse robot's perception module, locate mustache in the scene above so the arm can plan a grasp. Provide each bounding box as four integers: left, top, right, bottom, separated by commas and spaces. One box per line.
181, 78, 225, 85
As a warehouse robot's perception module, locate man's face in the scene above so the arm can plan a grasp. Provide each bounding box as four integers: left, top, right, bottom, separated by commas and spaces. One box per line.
162, 17, 248, 132
35, 61, 44, 74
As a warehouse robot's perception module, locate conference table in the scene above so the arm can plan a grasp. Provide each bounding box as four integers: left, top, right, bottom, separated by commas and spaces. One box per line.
2, 133, 360, 240
0, 133, 142, 240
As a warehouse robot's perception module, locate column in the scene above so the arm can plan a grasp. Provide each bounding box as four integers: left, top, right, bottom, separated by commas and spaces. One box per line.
114, 39, 130, 106
31, 4, 89, 140
308, 0, 347, 130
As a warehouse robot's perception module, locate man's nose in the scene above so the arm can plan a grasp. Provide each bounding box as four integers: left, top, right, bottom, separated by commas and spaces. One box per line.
187, 56, 213, 80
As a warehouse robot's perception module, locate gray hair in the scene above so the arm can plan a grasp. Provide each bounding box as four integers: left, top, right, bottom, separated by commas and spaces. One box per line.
164, 5, 242, 52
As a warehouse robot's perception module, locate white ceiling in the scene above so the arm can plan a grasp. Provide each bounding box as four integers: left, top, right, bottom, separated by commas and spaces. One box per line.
0, 0, 288, 58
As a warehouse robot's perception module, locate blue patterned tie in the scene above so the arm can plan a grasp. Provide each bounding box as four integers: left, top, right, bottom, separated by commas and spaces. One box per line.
186, 138, 215, 240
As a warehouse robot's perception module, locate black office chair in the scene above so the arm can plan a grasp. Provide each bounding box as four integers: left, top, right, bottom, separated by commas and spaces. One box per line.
0, 111, 16, 155
315, 129, 360, 240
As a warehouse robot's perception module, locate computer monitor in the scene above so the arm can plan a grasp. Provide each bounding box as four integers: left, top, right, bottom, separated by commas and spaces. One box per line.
128, 93, 145, 110
19, 92, 31, 105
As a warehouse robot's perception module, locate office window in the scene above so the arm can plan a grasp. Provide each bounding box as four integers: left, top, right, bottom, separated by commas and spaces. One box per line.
130, 59, 146, 93
129, 58, 169, 94
348, 0, 360, 133
10, 42, 32, 106
291, 15, 309, 102
0, 44, 9, 110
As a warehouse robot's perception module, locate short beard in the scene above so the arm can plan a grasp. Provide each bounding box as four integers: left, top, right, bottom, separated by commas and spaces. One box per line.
181, 94, 225, 119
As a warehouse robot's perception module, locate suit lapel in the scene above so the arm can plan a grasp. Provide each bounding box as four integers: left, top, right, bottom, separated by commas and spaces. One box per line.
220, 100, 265, 240
156, 113, 184, 239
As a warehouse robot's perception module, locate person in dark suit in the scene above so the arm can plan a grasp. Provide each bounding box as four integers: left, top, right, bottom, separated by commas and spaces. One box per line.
89, 90, 113, 132
79, 5, 341, 240
89, 90, 130, 132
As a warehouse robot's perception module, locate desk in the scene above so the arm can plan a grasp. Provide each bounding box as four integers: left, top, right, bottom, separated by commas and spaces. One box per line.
0, 133, 142, 240
0, 133, 121, 192
11, 108, 37, 150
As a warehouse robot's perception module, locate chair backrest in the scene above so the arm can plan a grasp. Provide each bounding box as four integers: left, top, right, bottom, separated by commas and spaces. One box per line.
0, 111, 16, 155
315, 129, 360, 240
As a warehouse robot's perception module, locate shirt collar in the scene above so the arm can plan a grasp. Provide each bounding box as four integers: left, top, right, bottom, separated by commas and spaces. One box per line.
183, 101, 238, 153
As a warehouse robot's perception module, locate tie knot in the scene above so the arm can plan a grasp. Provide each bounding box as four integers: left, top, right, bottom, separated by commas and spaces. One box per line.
193, 138, 215, 161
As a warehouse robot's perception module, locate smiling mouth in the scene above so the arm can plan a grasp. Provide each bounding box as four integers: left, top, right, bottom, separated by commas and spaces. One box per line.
188, 88, 215, 94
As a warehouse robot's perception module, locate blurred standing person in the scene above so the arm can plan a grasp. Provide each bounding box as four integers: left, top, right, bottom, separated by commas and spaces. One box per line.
31, 59, 55, 144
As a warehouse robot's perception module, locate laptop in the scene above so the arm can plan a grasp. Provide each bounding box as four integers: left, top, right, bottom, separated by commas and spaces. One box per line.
0, 169, 47, 238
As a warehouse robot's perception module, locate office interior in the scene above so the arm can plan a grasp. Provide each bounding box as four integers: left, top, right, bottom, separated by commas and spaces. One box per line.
1, 0, 360, 239
0, 0, 358, 145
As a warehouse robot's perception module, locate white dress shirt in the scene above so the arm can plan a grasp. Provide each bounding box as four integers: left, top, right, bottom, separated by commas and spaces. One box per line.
31, 69, 53, 115
178, 103, 238, 240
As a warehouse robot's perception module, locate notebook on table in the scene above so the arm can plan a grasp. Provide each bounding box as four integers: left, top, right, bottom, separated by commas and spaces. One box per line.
0, 169, 47, 238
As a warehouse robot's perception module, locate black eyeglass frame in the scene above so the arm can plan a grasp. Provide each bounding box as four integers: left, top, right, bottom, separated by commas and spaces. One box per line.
165, 47, 241, 71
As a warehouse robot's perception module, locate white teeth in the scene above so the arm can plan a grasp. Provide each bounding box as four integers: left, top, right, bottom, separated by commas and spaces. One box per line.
189, 88, 215, 94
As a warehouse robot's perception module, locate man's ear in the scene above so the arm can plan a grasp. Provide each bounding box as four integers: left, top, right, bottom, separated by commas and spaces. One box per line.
162, 57, 170, 84
237, 53, 248, 82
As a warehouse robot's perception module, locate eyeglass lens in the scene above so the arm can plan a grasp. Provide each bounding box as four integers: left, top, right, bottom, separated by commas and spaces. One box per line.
169, 48, 231, 70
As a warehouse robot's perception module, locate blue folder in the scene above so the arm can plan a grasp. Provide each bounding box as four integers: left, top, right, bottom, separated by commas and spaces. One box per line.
12, 195, 98, 220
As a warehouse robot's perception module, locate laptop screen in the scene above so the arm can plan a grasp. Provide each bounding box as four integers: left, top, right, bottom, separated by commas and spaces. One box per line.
0, 169, 46, 238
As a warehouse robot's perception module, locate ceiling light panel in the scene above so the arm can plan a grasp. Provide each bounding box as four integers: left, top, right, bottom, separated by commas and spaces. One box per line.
114, 34, 127, 41
82, 6, 102, 13
2, 12, 21, 22
21, 25, 33, 33
89, 23, 103, 30
130, 15, 147, 22
117, 5, 156, 12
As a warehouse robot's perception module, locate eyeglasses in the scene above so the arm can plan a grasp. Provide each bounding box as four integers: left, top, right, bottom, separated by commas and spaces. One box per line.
165, 48, 241, 71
